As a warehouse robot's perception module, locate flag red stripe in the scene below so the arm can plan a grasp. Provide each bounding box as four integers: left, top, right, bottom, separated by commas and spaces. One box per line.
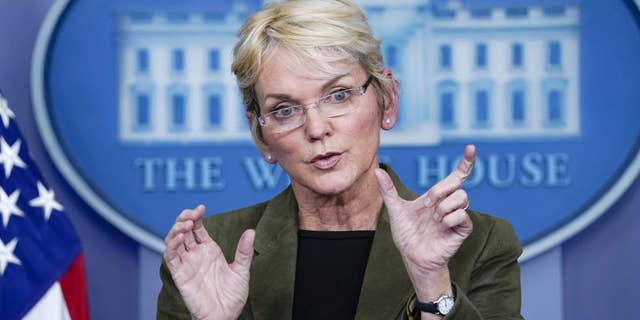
59, 254, 90, 320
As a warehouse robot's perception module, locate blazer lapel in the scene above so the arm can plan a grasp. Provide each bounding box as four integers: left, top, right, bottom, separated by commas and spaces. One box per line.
249, 165, 416, 319
249, 187, 298, 320
355, 165, 417, 319
355, 207, 414, 320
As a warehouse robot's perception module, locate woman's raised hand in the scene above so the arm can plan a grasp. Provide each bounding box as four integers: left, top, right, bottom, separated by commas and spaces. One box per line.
374, 145, 476, 301
163, 205, 255, 320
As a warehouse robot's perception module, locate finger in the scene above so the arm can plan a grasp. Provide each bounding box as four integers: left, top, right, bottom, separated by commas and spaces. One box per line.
164, 232, 185, 268
165, 255, 181, 273
184, 228, 197, 251
230, 229, 256, 274
191, 205, 212, 244
166, 240, 189, 279
455, 144, 476, 181
433, 189, 468, 222
175, 204, 206, 223
423, 145, 476, 208
440, 209, 473, 234
177, 237, 188, 257
374, 168, 403, 209
166, 205, 203, 246
165, 220, 194, 245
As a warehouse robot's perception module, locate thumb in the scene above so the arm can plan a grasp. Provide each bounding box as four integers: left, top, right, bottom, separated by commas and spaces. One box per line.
231, 229, 256, 274
374, 168, 402, 209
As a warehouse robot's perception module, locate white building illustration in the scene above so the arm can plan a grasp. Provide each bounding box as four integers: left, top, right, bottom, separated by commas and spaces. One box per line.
117, 0, 580, 146
117, 5, 251, 143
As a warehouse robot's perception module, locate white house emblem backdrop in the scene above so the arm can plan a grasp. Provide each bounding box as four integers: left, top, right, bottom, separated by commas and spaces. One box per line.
31, 0, 640, 259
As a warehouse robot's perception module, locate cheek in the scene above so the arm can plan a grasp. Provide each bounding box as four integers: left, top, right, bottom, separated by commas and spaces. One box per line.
337, 111, 382, 158
262, 131, 306, 159
351, 105, 382, 134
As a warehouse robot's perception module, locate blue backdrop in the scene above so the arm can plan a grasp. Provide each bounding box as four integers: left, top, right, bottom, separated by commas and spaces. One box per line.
0, 1, 639, 319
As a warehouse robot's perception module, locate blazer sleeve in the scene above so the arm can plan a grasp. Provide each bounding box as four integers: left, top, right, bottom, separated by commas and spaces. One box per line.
442, 217, 524, 320
157, 260, 191, 320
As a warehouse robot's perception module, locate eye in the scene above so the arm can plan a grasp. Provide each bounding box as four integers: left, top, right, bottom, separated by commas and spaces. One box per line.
272, 105, 296, 119
326, 89, 352, 104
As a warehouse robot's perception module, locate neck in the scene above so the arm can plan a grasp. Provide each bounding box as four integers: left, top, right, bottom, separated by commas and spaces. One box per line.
294, 164, 384, 231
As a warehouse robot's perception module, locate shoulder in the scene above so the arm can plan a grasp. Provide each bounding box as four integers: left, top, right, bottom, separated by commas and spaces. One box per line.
202, 185, 298, 261
201, 201, 267, 260
464, 210, 521, 259
467, 210, 519, 246
203, 201, 267, 233
450, 209, 522, 277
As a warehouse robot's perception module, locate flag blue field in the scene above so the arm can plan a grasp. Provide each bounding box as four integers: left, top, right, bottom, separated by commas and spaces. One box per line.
0, 92, 88, 320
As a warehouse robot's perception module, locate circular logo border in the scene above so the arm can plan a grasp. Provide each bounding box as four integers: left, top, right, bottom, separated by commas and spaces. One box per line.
31, 0, 640, 261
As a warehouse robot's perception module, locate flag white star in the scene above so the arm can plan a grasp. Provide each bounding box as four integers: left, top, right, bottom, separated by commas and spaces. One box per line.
0, 187, 24, 228
0, 95, 15, 128
0, 137, 26, 178
29, 181, 64, 221
0, 238, 21, 276
0, 187, 23, 227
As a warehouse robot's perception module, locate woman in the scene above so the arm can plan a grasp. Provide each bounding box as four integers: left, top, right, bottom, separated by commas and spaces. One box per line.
158, 1, 523, 319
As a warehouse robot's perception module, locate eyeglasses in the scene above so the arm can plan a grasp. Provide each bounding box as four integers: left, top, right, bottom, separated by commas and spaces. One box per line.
255, 77, 373, 133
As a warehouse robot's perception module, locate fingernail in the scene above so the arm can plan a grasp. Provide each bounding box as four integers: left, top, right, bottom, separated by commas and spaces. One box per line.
423, 197, 432, 207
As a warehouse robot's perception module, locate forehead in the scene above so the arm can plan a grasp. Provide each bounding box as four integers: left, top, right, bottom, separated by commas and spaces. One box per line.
255, 46, 362, 95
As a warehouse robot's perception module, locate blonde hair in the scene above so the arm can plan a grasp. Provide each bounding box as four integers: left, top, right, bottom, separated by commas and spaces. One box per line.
231, 0, 394, 143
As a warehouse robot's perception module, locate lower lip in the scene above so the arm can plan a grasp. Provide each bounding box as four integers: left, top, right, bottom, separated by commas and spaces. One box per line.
311, 154, 341, 170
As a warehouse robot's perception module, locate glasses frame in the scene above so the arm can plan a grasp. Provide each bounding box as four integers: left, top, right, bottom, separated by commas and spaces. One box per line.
255, 76, 373, 132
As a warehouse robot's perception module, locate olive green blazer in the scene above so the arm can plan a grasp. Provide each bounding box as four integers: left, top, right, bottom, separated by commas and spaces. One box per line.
158, 166, 523, 319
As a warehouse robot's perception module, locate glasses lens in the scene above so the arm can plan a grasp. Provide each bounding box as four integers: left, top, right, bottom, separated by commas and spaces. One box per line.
318, 88, 359, 117
266, 106, 305, 132
263, 81, 369, 132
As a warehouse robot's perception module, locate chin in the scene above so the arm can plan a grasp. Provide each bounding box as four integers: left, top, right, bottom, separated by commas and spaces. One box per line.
309, 171, 358, 196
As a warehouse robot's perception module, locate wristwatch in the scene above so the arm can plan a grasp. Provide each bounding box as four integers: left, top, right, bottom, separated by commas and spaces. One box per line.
415, 294, 455, 316
407, 294, 455, 319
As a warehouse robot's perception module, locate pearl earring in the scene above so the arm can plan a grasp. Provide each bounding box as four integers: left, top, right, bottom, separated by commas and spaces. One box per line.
385, 118, 392, 124
267, 154, 272, 161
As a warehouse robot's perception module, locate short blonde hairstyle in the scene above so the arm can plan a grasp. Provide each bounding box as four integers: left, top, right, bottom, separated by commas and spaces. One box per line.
231, 0, 394, 143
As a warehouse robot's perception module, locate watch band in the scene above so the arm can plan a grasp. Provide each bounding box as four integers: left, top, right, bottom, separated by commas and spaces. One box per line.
415, 300, 441, 315
405, 286, 457, 318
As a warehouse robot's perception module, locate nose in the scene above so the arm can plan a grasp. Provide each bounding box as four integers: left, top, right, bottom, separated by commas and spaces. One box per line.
303, 106, 331, 141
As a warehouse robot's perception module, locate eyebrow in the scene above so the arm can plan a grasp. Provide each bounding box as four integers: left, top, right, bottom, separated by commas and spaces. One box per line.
263, 74, 355, 102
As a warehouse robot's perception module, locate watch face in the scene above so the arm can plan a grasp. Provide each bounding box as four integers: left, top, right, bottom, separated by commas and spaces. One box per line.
437, 296, 455, 315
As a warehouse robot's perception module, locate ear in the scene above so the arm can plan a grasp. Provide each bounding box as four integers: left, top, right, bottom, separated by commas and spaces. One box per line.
246, 111, 276, 163
380, 68, 399, 131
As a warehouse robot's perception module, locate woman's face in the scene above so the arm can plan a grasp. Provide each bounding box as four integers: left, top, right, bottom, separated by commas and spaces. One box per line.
253, 47, 396, 197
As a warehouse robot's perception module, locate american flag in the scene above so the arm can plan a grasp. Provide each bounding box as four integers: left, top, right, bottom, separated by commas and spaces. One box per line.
0, 92, 89, 319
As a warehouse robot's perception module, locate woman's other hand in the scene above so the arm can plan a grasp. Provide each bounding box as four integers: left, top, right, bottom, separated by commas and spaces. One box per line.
163, 205, 255, 320
374, 145, 476, 302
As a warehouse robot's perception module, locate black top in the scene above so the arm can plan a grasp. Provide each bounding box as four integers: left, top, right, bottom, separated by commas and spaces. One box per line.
292, 229, 375, 320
